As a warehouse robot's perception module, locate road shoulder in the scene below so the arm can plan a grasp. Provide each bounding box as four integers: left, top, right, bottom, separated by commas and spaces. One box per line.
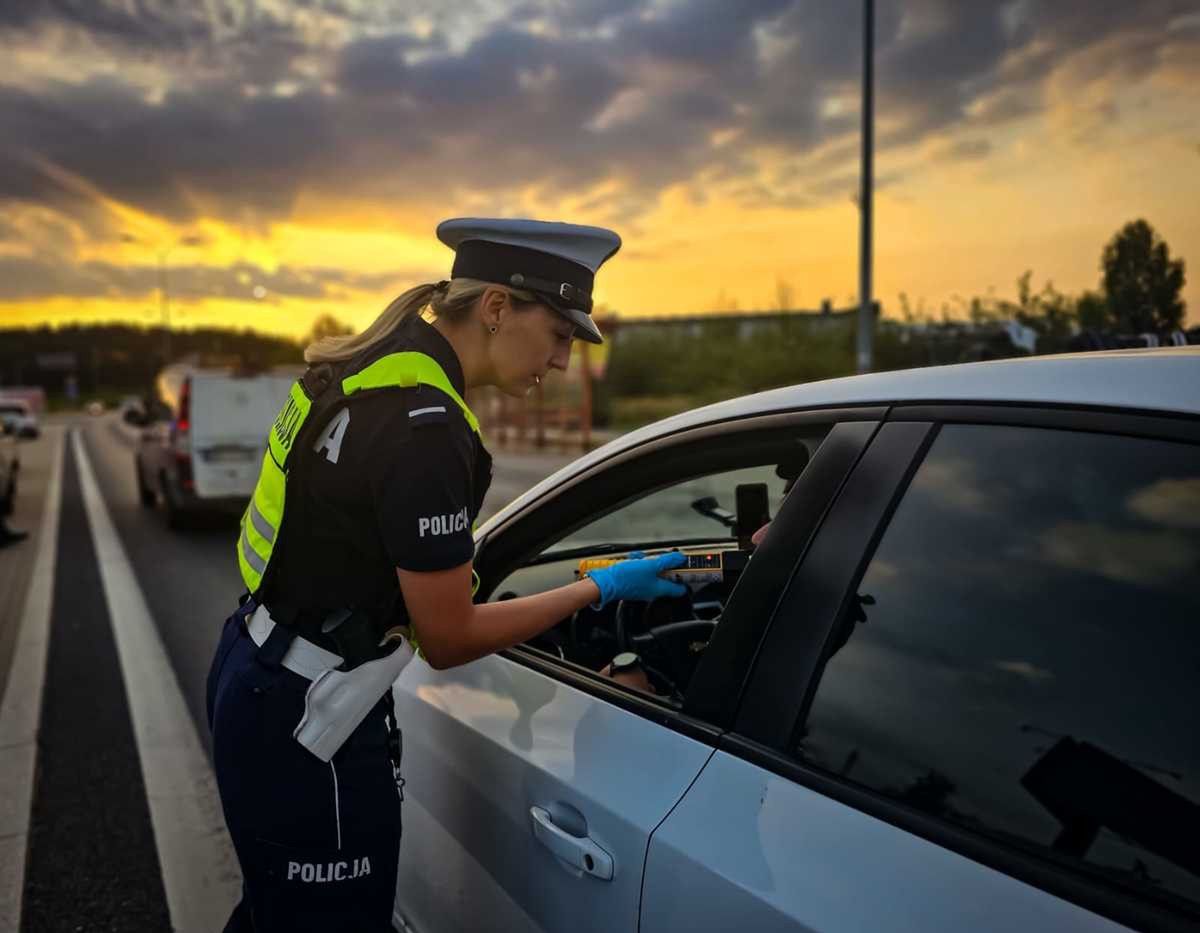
0, 429, 57, 705
0, 427, 63, 931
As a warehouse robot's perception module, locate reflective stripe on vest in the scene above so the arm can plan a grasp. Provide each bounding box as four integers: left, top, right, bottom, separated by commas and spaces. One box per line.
341, 352, 480, 434
237, 350, 481, 595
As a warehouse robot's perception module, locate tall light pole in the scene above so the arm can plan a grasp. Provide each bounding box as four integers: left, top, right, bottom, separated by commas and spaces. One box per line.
123, 233, 180, 365
158, 246, 174, 365
856, 0, 875, 374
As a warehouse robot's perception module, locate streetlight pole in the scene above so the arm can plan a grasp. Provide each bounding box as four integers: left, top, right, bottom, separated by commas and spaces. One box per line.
856, 0, 875, 374
124, 233, 177, 365
158, 247, 173, 365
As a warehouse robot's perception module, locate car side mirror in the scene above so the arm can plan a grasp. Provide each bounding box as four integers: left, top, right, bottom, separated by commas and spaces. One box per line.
691, 496, 737, 529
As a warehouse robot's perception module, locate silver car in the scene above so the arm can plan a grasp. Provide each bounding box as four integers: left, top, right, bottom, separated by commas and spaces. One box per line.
393, 348, 1200, 933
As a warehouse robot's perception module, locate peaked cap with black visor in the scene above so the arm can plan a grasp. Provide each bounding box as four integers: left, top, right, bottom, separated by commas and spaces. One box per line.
437, 218, 621, 345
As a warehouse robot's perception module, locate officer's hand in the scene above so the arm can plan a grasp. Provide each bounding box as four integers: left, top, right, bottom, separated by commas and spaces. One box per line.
586, 551, 687, 608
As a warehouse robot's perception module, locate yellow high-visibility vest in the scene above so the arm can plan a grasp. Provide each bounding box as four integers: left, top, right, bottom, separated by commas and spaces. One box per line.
237, 351, 481, 595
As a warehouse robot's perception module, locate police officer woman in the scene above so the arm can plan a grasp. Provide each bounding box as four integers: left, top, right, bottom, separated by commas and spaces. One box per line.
206, 218, 686, 931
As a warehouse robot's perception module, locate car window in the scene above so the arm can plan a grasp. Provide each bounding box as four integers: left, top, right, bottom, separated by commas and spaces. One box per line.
552, 464, 790, 551
490, 461, 794, 603
792, 424, 1200, 913
484, 424, 842, 709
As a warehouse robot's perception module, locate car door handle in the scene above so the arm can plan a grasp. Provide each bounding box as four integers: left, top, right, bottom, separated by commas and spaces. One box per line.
530, 806, 614, 881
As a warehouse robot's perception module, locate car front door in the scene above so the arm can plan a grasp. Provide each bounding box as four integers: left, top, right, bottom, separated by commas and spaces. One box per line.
392, 652, 714, 933
392, 410, 881, 933
641, 412, 1200, 933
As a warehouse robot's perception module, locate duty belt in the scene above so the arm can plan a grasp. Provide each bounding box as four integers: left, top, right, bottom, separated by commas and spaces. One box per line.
263, 601, 402, 670
247, 604, 343, 679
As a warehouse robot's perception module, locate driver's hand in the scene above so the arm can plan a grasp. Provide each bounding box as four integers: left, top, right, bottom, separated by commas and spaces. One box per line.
602, 661, 655, 694
585, 552, 687, 608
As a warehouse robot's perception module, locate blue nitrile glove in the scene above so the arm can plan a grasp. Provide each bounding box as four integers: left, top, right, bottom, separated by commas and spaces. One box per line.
586, 551, 688, 608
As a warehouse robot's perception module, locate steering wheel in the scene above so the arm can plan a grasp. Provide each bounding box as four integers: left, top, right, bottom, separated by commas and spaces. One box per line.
628, 618, 718, 652
612, 598, 720, 703
614, 595, 715, 652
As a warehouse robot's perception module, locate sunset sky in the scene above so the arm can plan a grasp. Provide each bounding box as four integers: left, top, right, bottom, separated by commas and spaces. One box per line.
2, 0, 1198, 339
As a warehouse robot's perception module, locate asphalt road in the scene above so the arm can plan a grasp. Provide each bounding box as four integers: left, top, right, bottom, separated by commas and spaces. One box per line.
0, 413, 574, 932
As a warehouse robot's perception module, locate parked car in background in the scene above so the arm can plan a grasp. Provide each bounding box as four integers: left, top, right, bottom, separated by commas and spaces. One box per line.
134, 363, 297, 528
392, 347, 1199, 933
118, 395, 147, 425
0, 411, 19, 515
0, 397, 40, 438
0, 386, 46, 416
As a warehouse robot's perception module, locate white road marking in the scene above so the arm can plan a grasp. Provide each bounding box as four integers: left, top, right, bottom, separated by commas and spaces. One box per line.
0, 427, 63, 933
72, 429, 241, 932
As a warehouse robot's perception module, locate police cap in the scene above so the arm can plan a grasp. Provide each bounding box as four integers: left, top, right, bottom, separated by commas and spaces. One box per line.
437, 217, 621, 344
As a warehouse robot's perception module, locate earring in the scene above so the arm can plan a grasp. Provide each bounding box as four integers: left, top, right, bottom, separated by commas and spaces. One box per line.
489, 325, 498, 334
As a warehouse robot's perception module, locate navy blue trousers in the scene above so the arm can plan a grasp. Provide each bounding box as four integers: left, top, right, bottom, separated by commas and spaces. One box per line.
207, 605, 402, 932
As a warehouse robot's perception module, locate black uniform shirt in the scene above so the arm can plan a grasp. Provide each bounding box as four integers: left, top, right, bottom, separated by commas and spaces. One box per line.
262, 316, 493, 619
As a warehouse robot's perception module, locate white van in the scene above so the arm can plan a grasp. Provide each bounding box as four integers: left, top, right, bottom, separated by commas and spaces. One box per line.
135, 364, 298, 528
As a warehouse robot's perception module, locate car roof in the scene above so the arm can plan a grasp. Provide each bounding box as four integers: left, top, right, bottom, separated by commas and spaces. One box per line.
478, 347, 1200, 534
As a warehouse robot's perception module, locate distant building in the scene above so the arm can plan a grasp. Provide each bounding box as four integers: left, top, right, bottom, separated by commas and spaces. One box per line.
602, 304, 877, 342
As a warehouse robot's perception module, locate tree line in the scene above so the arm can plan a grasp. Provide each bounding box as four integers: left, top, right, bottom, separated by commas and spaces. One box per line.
0, 324, 304, 402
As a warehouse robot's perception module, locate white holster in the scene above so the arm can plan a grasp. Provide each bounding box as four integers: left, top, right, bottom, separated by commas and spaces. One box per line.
294, 642, 414, 762
247, 604, 414, 762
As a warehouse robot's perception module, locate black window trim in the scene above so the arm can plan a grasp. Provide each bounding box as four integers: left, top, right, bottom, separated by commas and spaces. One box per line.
732, 420, 937, 746
727, 403, 1200, 932
685, 419, 882, 728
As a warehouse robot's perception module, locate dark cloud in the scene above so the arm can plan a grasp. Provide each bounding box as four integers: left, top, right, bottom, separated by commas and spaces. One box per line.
874, 0, 1200, 148
0, 253, 423, 302
622, 0, 793, 65
0, 0, 312, 63
0, 76, 341, 223
337, 33, 431, 97
552, 0, 641, 30
932, 138, 992, 163
0, 0, 1196, 250
0, 0, 218, 47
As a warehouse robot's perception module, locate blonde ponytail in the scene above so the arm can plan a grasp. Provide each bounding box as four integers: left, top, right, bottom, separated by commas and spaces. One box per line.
304, 278, 542, 365
304, 283, 439, 364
